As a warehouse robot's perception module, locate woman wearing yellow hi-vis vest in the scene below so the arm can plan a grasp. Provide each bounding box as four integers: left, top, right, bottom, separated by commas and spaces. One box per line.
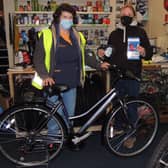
33, 3, 109, 134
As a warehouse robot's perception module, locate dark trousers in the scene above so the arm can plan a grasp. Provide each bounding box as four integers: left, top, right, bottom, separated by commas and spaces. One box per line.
114, 79, 140, 129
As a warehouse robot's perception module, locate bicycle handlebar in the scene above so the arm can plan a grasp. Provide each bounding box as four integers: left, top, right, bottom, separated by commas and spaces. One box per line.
44, 64, 140, 97
125, 70, 141, 82
108, 64, 141, 82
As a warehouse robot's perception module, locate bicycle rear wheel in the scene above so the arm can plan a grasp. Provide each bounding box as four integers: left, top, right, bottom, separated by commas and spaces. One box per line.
103, 99, 159, 156
148, 131, 168, 168
0, 104, 66, 167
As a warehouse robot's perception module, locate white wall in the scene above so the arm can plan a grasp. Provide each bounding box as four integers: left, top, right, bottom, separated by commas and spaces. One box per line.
147, 0, 168, 51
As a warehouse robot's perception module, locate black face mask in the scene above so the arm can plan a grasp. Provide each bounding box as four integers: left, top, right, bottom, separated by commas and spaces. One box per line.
120, 16, 133, 26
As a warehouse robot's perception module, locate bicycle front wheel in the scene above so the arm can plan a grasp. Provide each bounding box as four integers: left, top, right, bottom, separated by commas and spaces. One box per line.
103, 99, 159, 157
0, 104, 66, 167
148, 131, 168, 168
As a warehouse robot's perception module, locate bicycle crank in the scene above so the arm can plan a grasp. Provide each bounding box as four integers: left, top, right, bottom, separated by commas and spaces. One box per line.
72, 132, 92, 144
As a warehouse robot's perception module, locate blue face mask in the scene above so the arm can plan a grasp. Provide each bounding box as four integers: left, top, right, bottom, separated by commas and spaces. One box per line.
60, 19, 73, 30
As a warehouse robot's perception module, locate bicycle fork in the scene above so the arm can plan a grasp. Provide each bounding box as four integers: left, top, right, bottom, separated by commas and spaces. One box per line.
118, 98, 135, 129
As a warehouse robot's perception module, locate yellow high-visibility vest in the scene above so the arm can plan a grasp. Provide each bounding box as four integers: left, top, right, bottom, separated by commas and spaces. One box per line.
32, 28, 86, 90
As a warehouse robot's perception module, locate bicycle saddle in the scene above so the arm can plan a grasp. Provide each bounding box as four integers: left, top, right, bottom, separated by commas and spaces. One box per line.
44, 85, 69, 97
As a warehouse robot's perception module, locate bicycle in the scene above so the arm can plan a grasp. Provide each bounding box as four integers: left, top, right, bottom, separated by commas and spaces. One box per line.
0, 65, 159, 167
147, 130, 168, 168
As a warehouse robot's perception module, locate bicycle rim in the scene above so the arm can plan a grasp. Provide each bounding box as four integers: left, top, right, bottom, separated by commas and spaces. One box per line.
0, 105, 65, 166
148, 132, 168, 168
104, 99, 158, 156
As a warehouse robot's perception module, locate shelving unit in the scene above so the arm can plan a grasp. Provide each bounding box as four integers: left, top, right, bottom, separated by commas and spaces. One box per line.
14, 11, 111, 28
12, 0, 115, 65
14, 11, 111, 14
3, 0, 151, 68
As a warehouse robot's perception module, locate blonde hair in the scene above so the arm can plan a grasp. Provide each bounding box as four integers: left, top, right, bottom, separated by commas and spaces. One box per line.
120, 4, 136, 17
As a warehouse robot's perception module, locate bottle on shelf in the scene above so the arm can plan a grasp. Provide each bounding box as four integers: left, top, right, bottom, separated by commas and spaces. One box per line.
96, 0, 103, 12
104, 0, 110, 12
15, 0, 18, 11
27, 1, 32, 11
31, 0, 39, 11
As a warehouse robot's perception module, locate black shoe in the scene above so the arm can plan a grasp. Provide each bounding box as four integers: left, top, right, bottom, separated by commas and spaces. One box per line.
66, 141, 86, 152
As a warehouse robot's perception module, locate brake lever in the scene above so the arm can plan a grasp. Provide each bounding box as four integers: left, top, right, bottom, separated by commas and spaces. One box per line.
108, 65, 141, 82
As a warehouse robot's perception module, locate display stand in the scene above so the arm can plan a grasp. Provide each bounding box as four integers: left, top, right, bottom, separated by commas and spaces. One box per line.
142, 63, 168, 123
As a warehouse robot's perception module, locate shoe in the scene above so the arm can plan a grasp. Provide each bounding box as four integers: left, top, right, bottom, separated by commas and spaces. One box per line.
123, 137, 136, 149
66, 140, 86, 152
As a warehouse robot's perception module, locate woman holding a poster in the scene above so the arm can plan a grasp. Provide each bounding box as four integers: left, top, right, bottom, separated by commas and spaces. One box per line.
98, 4, 152, 149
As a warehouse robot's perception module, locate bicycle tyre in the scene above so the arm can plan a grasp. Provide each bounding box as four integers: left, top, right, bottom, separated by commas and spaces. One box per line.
103, 99, 159, 157
0, 104, 66, 167
147, 131, 168, 168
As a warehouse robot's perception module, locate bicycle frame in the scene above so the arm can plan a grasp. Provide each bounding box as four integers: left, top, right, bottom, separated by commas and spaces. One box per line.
77, 88, 118, 135
36, 66, 138, 136
50, 88, 119, 136
0, 65, 159, 166
27, 67, 140, 141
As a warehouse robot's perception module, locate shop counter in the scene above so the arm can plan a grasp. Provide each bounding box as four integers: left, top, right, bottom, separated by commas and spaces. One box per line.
7, 63, 166, 102
7, 67, 107, 102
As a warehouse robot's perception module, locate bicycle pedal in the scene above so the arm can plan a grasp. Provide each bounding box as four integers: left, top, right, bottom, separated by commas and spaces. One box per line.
72, 132, 92, 144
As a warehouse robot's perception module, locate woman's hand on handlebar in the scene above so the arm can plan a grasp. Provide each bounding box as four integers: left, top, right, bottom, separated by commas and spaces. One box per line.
100, 62, 111, 70
97, 48, 105, 58
43, 77, 55, 86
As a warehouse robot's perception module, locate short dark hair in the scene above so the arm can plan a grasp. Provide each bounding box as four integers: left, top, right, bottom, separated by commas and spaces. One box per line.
53, 3, 78, 24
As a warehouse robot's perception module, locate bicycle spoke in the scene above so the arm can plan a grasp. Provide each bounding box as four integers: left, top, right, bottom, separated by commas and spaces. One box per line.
34, 135, 63, 144
0, 106, 65, 166
0, 137, 25, 144
109, 128, 136, 152
159, 151, 168, 166
104, 99, 158, 156
159, 159, 168, 167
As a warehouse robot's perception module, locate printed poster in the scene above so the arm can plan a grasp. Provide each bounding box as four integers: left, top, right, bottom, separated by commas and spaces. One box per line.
127, 37, 140, 60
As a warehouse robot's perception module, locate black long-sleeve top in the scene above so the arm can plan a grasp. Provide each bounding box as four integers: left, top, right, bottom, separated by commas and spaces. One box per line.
108, 25, 153, 78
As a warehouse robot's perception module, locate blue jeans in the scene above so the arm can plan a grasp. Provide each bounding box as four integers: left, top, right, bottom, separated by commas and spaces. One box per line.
114, 79, 140, 129
47, 88, 77, 133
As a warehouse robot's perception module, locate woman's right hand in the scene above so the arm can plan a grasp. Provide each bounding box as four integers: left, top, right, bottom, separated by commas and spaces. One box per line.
43, 77, 55, 86
100, 62, 110, 70
97, 49, 105, 57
